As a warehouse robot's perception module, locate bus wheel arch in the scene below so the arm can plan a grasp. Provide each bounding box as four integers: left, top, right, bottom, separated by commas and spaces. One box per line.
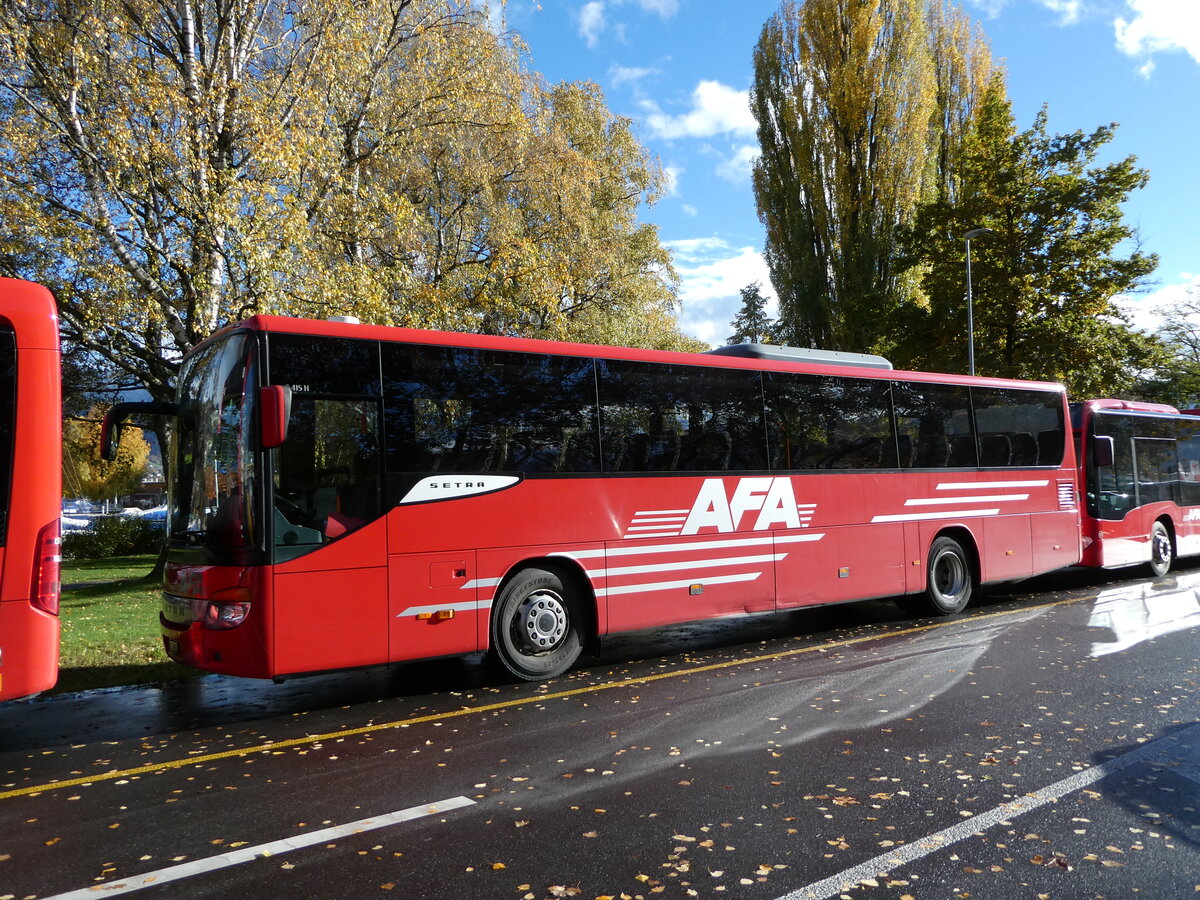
488, 559, 596, 681
1148, 518, 1175, 577
899, 528, 978, 617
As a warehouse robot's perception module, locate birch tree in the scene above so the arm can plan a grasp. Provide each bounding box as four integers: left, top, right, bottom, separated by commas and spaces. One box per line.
0, 0, 679, 401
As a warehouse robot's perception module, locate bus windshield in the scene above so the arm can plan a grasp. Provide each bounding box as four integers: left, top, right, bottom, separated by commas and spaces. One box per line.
170, 333, 260, 551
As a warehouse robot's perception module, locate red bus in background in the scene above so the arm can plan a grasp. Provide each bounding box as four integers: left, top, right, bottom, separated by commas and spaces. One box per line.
106, 317, 1081, 682
0, 279, 62, 700
1073, 399, 1200, 576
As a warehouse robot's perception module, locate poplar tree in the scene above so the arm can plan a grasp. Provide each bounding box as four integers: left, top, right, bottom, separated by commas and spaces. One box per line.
751, 0, 992, 354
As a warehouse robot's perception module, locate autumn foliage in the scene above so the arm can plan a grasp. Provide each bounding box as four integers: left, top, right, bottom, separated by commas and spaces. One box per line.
0, 0, 682, 403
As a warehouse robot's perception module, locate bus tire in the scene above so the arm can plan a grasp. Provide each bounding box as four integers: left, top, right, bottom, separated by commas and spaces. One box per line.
900, 535, 973, 616
490, 566, 584, 681
1148, 521, 1173, 577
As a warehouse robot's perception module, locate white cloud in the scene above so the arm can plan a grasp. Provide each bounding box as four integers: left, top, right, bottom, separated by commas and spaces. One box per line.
1114, 0, 1200, 70
578, 1, 606, 48
681, 203, 698, 217
642, 81, 757, 141
714, 144, 760, 183
575, 0, 678, 48
1036, 0, 1085, 25
632, 0, 679, 17
965, 0, 1009, 18
662, 164, 683, 197
1116, 272, 1200, 334
609, 64, 659, 86
666, 237, 776, 346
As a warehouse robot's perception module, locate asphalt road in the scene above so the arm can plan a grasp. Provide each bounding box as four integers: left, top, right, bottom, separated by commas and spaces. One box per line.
3, 562, 1200, 900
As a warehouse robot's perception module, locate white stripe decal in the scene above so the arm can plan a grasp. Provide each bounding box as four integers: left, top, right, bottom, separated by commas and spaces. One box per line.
399, 600, 492, 617
593, 553, 786, 579
633, 508, 689, 516
597, 572, 763, 597
872, 508, 1000, 523
936, 480, 1049, 490
42, 797, 477, 899
553, 533, 825, 562
459, 577, 503, 591
904, 494, 1028, 506
628, 516, 689, 524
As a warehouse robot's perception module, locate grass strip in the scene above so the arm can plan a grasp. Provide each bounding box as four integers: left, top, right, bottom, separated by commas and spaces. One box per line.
57, 555, 196, 693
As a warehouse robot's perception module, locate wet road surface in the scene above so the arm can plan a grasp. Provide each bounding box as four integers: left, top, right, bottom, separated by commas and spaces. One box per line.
3, 563, 1200, 899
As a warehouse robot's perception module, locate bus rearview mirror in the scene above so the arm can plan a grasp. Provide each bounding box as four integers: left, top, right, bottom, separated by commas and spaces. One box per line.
1091, 435, 1115, 468
259, 385, 292, 449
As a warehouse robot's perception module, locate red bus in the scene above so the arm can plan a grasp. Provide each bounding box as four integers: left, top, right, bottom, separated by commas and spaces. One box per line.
1073, 399, 1200, 576
106, 317, 1081, 681
0, 279, 62, 700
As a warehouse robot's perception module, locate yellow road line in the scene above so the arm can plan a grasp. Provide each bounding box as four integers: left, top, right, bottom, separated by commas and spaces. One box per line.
0, 597, 1081, 801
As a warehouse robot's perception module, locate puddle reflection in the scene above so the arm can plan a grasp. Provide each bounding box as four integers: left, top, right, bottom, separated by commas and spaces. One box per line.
1087, 570, 1200, 657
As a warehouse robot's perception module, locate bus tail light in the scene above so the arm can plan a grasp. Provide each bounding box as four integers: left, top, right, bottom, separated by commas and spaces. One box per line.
31, 520, 61, 616
203, 587, 251, 630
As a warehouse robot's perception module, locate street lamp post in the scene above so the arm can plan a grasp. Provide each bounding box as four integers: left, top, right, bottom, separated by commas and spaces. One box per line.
964, 227, 994, 376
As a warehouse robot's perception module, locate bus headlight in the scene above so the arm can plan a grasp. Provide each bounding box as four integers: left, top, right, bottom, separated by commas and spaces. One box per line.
204, 601, 250, 629
203, 588, 251, 629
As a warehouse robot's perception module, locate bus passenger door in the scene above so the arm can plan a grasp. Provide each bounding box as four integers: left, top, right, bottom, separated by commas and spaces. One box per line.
271, 394, 390, 675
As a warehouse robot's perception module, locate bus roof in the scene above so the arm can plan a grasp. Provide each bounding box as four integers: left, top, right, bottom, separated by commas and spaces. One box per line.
1078, 398, 1183, 415
200, 313, 1067, 393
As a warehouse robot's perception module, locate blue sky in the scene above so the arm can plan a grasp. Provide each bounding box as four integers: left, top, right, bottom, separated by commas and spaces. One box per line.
500, 0, 1200, 347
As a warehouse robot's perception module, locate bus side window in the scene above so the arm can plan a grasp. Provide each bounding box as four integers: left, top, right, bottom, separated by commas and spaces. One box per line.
598, 360, 765, 473
892, 382, 973, 469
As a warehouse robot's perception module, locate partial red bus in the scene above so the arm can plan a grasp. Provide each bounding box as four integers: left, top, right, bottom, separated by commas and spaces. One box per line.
107, 318, 1081, 681
1073, 399, 1200, 575
0, 279, 62, 700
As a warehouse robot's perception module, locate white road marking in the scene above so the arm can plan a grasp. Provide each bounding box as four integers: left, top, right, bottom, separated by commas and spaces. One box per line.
42, 796, 476, 899
774, 723, 1200, 900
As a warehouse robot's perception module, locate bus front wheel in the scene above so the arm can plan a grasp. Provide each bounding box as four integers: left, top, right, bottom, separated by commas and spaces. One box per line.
491, 567, 584, 681
1148, 521, 1174, 577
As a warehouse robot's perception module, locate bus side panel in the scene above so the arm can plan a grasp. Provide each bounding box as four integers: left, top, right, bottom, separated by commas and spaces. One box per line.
980, 516, 1033, 583
774, 522, 906, 607
388, 551, 480, 662
1177, 509, 1200, 559
1090, 508, 1155, 568
600, 534, 776, 634
1031, 509, 1082, 573
272, 522, 388, 675
0, 596, 59, 700
0, 326, 62, 699
273, 566, 388, 674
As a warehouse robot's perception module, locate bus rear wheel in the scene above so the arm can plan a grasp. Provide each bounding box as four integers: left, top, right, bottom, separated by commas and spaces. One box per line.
899, 536, 974, 616
491, 567, 584, 681
1148, 521, 1173, 577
